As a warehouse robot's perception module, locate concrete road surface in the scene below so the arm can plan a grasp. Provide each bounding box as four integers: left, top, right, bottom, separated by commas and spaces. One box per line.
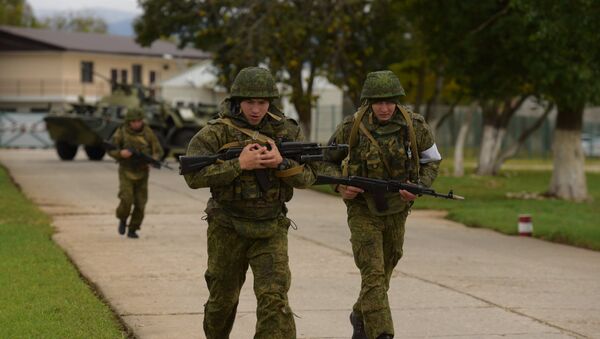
1, 149, 599, 339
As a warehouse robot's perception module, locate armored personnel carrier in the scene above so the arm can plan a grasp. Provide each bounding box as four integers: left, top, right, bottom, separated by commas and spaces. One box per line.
44, 83, 214, 161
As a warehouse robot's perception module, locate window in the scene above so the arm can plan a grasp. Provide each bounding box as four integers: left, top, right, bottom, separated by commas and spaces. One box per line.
121, 69, 128, 84
110, 69, 118, 85
81, 61, 94, 83
149, 71, 157, 84
132, 64, 142, 84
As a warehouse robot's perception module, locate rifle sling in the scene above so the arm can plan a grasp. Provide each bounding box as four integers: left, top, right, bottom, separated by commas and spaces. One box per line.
275, 164, 304, 178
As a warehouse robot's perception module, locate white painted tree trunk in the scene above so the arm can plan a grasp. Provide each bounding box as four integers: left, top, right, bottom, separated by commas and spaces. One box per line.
548, 129, 588, 201
476, 126, 506, 175
454, 111, 472, 177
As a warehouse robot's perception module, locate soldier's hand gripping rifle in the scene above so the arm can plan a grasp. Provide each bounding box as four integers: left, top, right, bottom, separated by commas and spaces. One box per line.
314, 175, 464, 212
103, 141, 173, 170
179, 142, 348, 175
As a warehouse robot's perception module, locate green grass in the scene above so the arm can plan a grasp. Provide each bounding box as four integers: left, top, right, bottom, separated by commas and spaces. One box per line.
0, 166, 126, 338
313, 164, 600, 251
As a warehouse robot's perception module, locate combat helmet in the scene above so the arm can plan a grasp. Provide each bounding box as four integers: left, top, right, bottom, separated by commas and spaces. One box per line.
124, 107, 145, 121
360, 70, 406, 101
230, 67, 279, 99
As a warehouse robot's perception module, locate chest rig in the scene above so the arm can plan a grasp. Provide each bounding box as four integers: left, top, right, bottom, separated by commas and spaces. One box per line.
209, 113, 297, 220
343, 104, 421, 215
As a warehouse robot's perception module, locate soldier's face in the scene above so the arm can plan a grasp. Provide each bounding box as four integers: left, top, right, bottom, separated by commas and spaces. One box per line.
372, 101, 396, 122
129, 119, 144, 131
240, 98, 270, 126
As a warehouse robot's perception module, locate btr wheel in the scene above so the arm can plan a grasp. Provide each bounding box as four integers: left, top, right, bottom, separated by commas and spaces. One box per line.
84, 145, 106, 161
55, 140, 78, 160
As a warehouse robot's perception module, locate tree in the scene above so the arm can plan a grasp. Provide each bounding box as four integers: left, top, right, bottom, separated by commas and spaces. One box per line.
407, 0, 543, 176
41, 11, 108, 33
0, 0, 38, 27
512, 0, 600, 201
135, 0, 354, 136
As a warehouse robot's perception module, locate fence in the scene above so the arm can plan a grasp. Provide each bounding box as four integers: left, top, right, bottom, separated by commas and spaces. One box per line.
0, 112, 52, 148
308, 106, 600, 158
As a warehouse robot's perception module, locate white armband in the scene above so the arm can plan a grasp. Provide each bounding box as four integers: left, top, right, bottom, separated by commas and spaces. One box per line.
419, 144, 442, 163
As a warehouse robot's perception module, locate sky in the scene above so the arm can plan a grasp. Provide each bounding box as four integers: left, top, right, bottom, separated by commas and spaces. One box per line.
28, 0, 142, 14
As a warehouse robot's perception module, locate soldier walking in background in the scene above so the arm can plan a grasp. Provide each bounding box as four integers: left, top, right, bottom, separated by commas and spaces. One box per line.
183, 67, 316, 338
107, 107, 163, 239
323, 71, 441, 339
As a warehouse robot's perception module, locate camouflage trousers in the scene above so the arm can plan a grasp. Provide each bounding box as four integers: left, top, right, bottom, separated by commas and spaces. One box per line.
203, 213, 295, 339
347, 202, 407, 339
115, 169, 149, 230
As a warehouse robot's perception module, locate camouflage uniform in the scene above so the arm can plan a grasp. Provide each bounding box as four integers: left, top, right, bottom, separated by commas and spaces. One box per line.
324, 71, 441, 339
184, 67, 316, 339
108, 108, 163, 232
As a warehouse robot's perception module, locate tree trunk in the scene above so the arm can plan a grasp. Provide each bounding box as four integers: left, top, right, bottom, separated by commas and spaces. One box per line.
288, 66, 314, 140
476, 96, 528, 175
476, 125, 506, 175
414, 60, 426, 112
492, 103, 554, 174
547, 104, 587, 201
424, 64, 444, 121
454, 109, 473, 177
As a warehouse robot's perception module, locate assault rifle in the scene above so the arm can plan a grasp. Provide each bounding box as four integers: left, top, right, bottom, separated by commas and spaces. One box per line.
314, 175, 464, 212
179, 142, 347, 175
103, 141, 172, 170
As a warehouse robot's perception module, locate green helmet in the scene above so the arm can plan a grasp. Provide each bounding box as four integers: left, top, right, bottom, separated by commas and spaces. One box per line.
230, 67, 279, 99
360, 70, 406, 101
125, 107, 145, 121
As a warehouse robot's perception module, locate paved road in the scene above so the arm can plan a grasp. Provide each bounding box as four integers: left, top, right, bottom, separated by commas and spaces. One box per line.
1, 149, 599, 339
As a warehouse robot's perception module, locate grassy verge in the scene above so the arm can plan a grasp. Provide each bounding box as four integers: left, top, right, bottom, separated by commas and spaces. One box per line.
0, 166, 127, 338
313, 164, 600, 251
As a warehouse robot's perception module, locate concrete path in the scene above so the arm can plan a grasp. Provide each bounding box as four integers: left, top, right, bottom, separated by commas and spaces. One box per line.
1, 149, 599, 339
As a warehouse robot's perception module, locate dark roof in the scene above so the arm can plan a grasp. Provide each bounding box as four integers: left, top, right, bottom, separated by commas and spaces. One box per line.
0, 26, 209, 59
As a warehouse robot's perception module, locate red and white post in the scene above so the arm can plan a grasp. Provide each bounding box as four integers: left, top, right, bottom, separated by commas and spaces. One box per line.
518, 214, 533, 236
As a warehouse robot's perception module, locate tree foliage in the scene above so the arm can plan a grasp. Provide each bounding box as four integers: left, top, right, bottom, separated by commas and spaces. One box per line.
41, 11, 108, 34
134, 0, 457, 130
0, 0, 38, 27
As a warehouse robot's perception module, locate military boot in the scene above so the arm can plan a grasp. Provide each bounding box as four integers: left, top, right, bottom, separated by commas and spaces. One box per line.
118, 219, 127, 235
377, 334, 393, 339
127, 229, 139, 239
350, 312, 367, 339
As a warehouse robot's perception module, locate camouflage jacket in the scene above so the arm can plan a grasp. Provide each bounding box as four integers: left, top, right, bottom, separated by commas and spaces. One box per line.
325, 105, 441, 215
184, 100, 316, 221
108, 124, 163, 178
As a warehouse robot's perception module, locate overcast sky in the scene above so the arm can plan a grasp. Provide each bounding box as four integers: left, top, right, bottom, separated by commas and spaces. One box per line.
28, 0, 141, 14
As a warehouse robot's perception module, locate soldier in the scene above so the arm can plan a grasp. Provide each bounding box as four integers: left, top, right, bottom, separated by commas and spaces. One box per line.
107, 107, 163, 239
323, 71, 441, 339
183, 67, 316, 338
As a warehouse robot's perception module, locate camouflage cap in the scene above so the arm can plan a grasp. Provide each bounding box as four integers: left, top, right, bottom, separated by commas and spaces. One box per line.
360, 70, 406, 101
230, 67, 279, 99
125, 107, 145, 121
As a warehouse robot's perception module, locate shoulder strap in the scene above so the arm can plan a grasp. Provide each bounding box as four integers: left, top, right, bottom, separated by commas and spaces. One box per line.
358, 122, 393, 176
397, 105, 420, 176
217, 118, 274, 144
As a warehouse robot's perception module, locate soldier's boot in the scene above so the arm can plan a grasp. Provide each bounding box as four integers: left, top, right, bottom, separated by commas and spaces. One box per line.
350, 312, 368, 339
118, 219, 127, 235
127, 229, 139, 239
376, 334, 393, 339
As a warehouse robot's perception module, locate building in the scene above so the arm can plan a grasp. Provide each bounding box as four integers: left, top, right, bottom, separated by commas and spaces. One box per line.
0, 26, 209, 112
